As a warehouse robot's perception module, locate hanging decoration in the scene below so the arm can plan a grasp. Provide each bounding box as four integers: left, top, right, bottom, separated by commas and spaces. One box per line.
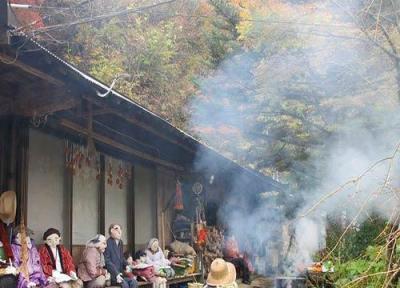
64, 139, 100, 177
174, 179, 183, 210
107, 158, 131, 190
107, 159, 113, 186
193, 181, 207, 248
174, 179, 184, 210
64, 140, 131, 188
95, 155, 101, 180
19, 219, 29, 284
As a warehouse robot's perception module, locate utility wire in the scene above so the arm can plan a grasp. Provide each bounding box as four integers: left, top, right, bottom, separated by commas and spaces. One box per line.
18, 0, 177, 35
11, 0, 97, 32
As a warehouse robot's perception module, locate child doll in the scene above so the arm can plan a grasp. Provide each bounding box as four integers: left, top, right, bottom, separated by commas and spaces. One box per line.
130, 250, 166, 288
122, 252, 136, 280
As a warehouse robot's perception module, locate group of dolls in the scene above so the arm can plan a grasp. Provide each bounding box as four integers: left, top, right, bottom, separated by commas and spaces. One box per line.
2, 223, 176, 288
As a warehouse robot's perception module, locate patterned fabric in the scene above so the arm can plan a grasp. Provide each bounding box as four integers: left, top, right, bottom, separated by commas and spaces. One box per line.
77, 247, 106, 282
39, 244, 76, 277
0, 223, 13, 261
11, 241, 47, 288
145, 249, 171, 273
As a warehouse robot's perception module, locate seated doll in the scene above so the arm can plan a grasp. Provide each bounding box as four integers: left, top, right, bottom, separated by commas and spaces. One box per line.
145, 238, 175, 279
0, 190, 18, 288
77, 234, 110, 288
128, 250, 166, 288
11, 225, 48, 288
39, 228, 83, 288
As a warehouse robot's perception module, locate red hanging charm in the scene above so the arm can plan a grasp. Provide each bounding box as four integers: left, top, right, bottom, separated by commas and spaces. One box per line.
174, 180, 184, 210
107, 160, 113, 185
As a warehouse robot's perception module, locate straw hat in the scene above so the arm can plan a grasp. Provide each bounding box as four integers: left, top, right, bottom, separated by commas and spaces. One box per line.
0, 191, 16, 225
207, 258, 236, 286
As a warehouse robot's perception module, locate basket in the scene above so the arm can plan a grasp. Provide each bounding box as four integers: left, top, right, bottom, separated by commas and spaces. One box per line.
188, 283, 204, 288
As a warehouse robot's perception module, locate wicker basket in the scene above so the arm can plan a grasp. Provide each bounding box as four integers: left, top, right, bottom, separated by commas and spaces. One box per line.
188, 282, 204, 288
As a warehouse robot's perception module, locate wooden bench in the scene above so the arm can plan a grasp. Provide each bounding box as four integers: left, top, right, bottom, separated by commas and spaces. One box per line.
136, 273, 202, 287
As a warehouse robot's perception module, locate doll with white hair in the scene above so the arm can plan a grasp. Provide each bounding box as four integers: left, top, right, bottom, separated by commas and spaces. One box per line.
145, 238, 174, 278
77, 234, 110, 288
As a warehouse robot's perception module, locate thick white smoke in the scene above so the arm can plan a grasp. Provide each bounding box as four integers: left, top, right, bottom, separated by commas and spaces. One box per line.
188, 0, 400, 277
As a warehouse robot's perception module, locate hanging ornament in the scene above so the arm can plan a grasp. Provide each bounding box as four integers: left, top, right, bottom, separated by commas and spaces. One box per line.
85, 145, 91, 167
174, 180, 184, 210
78, 145, 84, 169
19, 219, 30, 283
107, 159, 113, 185
72, 144, 78, 176
95, 154, 101, 180
125, 164, 131, 181
116, 161, 122, 189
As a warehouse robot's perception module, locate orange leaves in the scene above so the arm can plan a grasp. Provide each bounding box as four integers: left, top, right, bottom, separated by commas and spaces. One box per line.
10, 0, 45, 29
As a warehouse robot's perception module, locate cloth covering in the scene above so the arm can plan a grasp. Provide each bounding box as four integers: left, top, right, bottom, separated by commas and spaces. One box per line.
77, 247, 106, 282
104, 238, 137, 288
39, 244, 76, 277
0, 223, 13, 261
11, 240, 48, 288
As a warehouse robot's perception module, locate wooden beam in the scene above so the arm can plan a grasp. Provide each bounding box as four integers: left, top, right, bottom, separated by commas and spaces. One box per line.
81, 107, 114, 118
16, 96, 79, 117
59, 118, 184, 171
83, 96, 196, 154
0, 53, 65, 86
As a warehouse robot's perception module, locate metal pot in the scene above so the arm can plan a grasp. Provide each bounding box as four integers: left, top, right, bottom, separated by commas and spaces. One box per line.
275, 276, 306, 288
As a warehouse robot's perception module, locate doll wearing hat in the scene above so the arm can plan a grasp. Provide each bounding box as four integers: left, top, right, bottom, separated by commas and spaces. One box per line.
39, 228, 83, 288
11, 225, 48, 288
205, 258, 237, 288
0, 191, 18, 288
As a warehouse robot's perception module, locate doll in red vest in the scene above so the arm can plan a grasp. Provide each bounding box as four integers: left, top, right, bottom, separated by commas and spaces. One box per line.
39, 228, 83, 288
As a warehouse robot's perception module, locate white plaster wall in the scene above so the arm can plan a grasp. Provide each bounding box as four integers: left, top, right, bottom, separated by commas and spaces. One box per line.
105, 156, 128, 243
72, 158, 99, 244
27, 129, 65, 245
134, 165, 157, 248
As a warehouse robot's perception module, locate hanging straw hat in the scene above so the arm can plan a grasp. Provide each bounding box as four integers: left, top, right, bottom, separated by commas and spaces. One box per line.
207, 258, 236, 286
0, 191, 16, 225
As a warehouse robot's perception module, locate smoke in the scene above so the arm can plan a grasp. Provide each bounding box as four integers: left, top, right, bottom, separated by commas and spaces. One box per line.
188, 0, 400, 277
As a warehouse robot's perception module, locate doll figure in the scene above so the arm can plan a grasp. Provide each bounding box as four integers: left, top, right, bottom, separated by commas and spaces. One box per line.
77, 234, 110, 288
11, 226, 48, 288
104, 224, 137, 288
39, 228, 83, 288
131, 250, 166, 288
145, 238, 175, 279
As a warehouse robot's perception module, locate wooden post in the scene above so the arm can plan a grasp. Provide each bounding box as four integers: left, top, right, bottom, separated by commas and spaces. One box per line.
0, 0, 8, 45
99, 154, 105, 235
15, 119, 29, 225
64, 148, 73, 250
127, 165, 135, 252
